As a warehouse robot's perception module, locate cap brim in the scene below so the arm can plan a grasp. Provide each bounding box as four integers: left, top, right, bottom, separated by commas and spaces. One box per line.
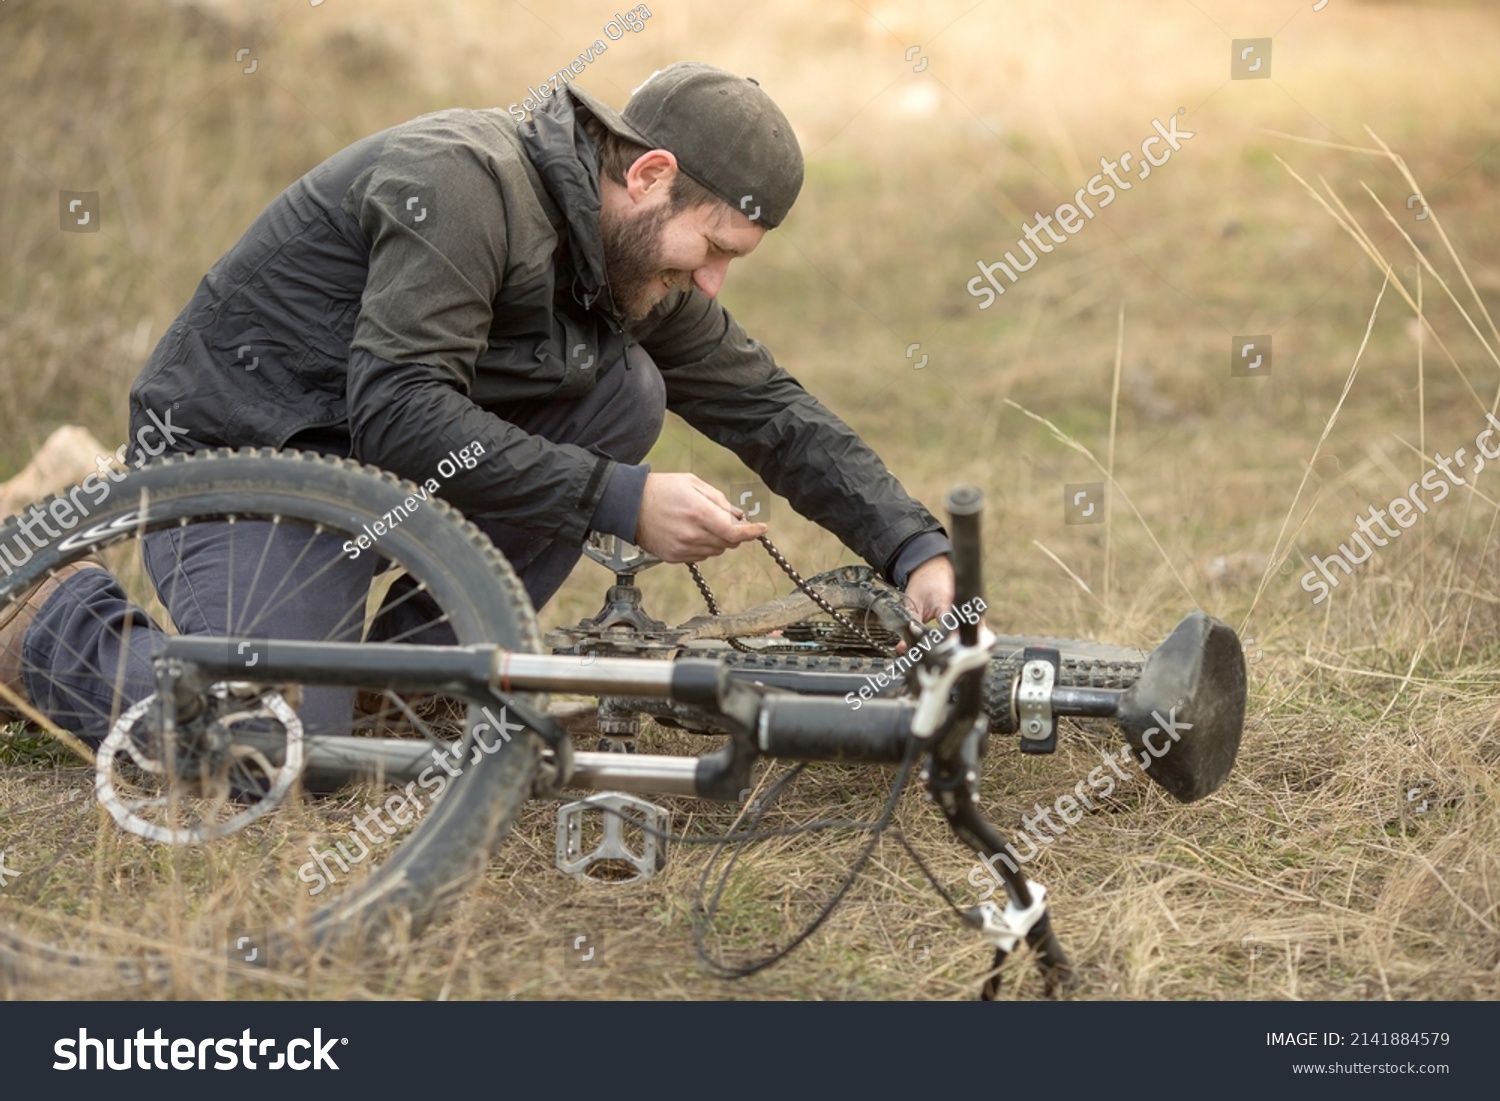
568, 85, 654, 147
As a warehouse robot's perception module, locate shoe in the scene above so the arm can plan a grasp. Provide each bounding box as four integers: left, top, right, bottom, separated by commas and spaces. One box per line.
0, 558, 108, 723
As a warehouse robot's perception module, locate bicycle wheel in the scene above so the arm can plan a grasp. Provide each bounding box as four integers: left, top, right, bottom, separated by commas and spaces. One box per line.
0, 449, 541, 987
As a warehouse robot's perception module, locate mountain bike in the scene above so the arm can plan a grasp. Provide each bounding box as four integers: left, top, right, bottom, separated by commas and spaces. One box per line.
0, 450, 1246, 996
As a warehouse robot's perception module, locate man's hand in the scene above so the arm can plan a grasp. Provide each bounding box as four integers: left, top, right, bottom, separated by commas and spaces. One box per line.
634, 473, 768, 562
903, 555, 956, 623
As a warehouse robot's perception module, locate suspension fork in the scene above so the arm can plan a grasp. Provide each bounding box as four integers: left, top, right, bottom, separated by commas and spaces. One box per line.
925, 485, 1073, 997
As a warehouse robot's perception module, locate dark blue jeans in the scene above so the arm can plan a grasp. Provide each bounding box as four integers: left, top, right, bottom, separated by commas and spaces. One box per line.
24, 349, 665, 740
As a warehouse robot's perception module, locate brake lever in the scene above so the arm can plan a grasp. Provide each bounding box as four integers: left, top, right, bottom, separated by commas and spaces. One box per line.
909, 624, 996, 740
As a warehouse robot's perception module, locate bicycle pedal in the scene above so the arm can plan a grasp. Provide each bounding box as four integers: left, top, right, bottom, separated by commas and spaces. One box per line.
556, 792, 669, 884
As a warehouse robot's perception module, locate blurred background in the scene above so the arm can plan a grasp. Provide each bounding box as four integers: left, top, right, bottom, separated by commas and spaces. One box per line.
2, 0, 1496, 646
2, 0, 1498, 999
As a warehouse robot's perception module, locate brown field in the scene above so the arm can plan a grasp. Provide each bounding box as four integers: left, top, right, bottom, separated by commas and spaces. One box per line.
1, 0, 1497, 1001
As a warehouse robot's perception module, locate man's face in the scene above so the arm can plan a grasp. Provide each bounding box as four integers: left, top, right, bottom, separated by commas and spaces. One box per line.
599, 154, 768, 322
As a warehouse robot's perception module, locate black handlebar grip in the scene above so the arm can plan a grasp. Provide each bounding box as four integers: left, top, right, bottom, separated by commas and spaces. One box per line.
945, 485, 985, 646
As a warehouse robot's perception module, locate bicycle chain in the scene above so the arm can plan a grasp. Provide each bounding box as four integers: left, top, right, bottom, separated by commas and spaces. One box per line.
687, 535, 899, 658
686, 557, 754, 653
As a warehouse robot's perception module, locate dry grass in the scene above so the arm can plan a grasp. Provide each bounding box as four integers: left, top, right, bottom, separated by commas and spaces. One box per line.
1, 0, 1498, 1000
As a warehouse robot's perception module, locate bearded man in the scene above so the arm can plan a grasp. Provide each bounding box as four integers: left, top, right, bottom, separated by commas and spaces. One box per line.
0, 62, 953, 736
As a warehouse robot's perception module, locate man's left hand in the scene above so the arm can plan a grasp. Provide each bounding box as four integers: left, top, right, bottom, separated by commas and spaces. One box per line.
903, 555, 955, 623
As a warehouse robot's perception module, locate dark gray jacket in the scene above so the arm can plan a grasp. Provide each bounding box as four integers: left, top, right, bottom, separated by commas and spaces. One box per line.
128, 90, 948, 585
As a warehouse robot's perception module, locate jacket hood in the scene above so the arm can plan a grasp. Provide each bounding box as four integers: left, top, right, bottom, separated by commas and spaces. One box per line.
519, 90, 619, 321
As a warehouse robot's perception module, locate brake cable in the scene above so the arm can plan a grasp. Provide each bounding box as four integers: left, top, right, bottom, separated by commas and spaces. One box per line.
540, 755, 922, 977
890, 827, 969, 918
689, 737, 922, 979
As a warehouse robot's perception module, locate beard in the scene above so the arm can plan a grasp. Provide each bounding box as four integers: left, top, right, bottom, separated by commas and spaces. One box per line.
599, 202, 691, 322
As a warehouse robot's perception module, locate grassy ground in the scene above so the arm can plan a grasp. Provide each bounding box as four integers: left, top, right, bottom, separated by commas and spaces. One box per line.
1, 0, 1497, 1000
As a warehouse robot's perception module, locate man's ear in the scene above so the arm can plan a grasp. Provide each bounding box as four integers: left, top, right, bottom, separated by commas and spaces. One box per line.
624, 148, 680, 201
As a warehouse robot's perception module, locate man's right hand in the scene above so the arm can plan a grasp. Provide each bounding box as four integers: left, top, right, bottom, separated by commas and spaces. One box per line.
634, 473, 768, 562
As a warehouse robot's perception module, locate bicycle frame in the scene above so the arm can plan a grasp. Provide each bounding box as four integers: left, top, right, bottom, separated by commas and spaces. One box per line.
161, 610, 1242, 799
152, 486, 1248, 993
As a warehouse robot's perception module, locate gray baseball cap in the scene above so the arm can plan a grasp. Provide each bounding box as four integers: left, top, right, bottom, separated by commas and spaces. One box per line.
569, 62, 804, 229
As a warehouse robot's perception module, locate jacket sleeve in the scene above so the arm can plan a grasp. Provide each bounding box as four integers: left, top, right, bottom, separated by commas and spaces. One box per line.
343, 124, 614, 541
638, 290, 948, 582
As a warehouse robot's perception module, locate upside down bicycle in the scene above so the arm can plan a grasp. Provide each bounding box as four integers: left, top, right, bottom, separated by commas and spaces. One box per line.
0, 450, 1246, 997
